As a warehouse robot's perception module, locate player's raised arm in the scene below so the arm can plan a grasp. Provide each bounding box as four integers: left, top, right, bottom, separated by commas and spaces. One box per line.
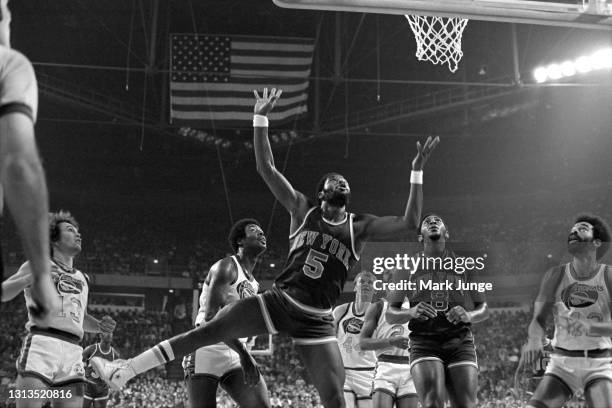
357, 136, 439, 241
0, 110, 53, 315
253, 88, 310, 217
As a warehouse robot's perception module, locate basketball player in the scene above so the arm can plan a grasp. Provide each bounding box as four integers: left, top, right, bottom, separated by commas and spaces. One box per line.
333, 271, 377, 408
0, 0, 54, 316
83, 332, 120, 408
359, 294, 417, 408
91, 88, 439, 408
387, 214, 489, 408
182, 218, 270, 408
2, 210, 116, 408
521, 214, 612, 408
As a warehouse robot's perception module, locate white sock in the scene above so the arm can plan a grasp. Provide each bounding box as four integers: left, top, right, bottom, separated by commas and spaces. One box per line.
131, 340, 175, 375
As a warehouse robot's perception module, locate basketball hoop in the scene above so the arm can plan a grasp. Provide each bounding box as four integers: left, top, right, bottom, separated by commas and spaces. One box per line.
405, 14, 468, 73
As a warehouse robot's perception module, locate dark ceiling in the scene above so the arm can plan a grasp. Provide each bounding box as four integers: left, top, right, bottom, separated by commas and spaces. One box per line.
3, 1, 611, 239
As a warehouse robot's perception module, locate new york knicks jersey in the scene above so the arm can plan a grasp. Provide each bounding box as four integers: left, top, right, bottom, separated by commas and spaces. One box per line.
23, 260, 89, 339
336, 302, 376, 369
276, 207, 359, 311
373, 300, 410, 359
552, 263, 612, 350
195, 255, 259, 344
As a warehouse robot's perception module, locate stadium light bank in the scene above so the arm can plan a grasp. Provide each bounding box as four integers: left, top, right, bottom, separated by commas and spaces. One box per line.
533, 48, 612, 83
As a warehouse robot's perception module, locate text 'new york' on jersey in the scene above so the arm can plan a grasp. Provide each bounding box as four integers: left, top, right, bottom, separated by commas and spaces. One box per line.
275, 207, 360, 311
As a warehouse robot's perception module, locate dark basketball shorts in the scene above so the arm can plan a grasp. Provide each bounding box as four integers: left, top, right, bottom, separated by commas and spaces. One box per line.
256, 286, 336, 345
409, 329, 478, 370
84, 381, 109, 400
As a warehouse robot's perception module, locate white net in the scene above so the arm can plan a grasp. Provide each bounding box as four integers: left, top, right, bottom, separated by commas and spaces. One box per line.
405, 15, 468, 73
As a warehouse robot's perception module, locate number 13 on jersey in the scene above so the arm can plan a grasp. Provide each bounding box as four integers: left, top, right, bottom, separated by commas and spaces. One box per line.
303, 249, 329, 279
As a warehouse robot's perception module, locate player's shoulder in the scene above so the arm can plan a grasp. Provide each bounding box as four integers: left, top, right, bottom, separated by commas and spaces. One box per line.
11, 261, 39, 281
351, 213, 375, 223
543, 263, 567, 279
83, 343, 97, 353
16, 260, 31, 273
80, 271, 91, 285
333, 302, 351, 317
0, 46, 34, 76
209, 256, 238, 280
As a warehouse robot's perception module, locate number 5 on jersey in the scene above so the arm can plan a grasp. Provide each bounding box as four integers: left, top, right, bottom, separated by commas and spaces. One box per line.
303, 249, 329, 279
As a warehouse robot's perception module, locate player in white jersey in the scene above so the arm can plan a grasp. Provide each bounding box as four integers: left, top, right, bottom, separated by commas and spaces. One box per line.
2, 211, 116, 408
333, 271, 377, 408
180, 218, 270, 408
522, 214, 612, 408
0, 0, 54, 317
360, 296, 417, 408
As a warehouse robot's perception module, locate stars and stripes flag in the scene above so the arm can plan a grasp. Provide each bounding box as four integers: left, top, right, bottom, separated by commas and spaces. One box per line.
170, 34, 315, 126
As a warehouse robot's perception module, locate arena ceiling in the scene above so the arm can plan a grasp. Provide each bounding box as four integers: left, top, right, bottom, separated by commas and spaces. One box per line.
5, 1, 612, 219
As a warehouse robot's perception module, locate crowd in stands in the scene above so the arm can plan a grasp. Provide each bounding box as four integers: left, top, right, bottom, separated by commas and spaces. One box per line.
3, 182, 610, 281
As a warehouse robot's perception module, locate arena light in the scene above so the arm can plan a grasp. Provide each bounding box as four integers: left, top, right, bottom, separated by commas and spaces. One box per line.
533, 67, 548, 83
532, 48, 612, 83
575, 56, 592, 73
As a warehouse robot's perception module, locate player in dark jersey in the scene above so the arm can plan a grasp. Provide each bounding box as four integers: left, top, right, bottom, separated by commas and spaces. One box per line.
83, 332, 120, 408
0, 0, 54, 317
91, 88, 439, 408
387, 214, 489, 408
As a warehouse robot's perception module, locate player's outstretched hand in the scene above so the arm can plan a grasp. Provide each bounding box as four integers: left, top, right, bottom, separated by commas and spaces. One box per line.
240, 354, 261, 387
408, 302, 437, 321
412, 135, 440, 171
99, 315, 117, 333
446, 305, 471, 324
253, 88, 282, 116
389, 335, 410, 349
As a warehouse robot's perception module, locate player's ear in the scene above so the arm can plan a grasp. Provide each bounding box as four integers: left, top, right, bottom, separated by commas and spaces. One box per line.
593, 239, 602, 248
445, 231, 450, 239
318, 190, 325, 200
417, 235, 423, 243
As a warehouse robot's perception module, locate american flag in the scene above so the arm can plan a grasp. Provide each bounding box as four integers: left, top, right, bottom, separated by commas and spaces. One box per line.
170, 34, 315, 126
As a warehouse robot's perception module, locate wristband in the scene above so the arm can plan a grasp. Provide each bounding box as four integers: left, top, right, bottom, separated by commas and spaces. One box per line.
253, 115, 269, 127
410, 170, 423, 184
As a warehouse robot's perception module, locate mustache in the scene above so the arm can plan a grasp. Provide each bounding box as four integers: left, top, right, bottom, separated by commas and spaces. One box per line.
568, 233, 584, 242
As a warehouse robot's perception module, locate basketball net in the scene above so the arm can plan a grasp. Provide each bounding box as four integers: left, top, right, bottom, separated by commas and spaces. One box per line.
405, 14, 468, 73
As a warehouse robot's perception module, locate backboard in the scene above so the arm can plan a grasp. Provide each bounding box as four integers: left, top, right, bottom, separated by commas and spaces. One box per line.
273, 0, 612, 30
